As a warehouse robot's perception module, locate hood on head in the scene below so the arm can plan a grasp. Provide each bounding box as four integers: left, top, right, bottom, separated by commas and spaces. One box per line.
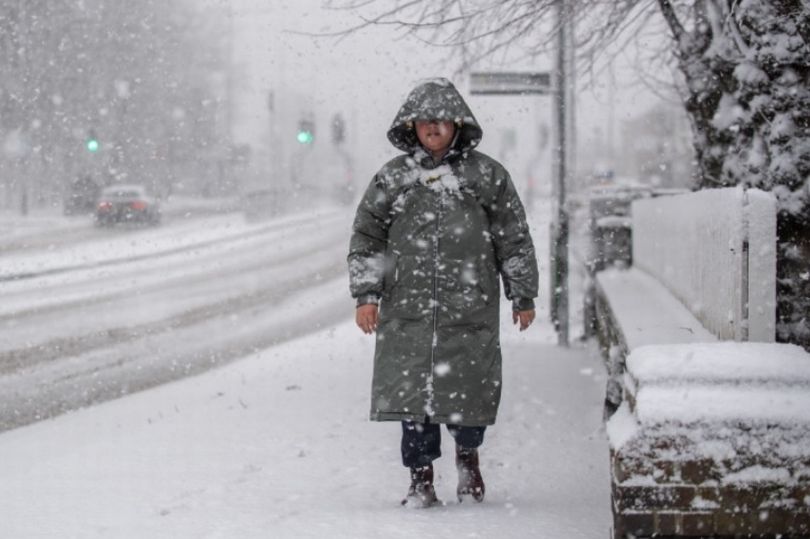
387, 78, 483, 155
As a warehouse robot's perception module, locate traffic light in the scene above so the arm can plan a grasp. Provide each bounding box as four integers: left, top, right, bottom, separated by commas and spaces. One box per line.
86, 130, 99, 153
297, 119, 314, 145
331, 113, 345, 145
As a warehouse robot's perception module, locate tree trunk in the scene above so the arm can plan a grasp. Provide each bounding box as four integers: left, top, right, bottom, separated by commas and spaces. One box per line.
777, 209, 810, 349
660, 0, 810, 349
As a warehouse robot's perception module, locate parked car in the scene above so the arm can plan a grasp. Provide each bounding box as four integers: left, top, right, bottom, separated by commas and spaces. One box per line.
63, 175, 101, 215
581, 183, 689, 338
586, 184, 653, 273
95, 184, 161, 226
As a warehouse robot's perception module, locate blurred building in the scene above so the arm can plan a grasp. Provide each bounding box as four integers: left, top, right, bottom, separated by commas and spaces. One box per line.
576, 100, 695, 192
619, 102, 695, 189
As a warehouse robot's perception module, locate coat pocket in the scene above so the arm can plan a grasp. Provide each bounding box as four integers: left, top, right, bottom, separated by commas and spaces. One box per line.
438, 258, 493, 319
382, 254, 433, 319
475, 257, 498, 305
382, 253, 398, 295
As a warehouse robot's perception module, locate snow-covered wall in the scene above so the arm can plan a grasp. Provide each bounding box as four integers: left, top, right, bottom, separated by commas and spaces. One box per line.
632, 187, 776, 341
745, 189, 778, 341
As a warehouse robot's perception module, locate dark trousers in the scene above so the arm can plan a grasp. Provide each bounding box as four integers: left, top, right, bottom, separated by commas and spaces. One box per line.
401, 420, 486, 468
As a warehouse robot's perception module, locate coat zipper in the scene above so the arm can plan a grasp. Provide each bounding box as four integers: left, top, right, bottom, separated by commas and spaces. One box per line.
426, 191, 443, 418
425, 155, 448, 420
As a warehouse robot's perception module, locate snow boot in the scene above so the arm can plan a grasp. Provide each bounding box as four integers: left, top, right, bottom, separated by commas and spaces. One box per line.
456, 446, 485, 502
401, 464, 440, 508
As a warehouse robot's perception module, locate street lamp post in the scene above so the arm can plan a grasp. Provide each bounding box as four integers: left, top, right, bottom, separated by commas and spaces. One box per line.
550, 0, 570, 346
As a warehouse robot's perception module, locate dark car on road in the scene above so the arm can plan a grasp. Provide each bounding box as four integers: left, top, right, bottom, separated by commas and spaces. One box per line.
64, 175, 101, 215
95, 184, 161, 226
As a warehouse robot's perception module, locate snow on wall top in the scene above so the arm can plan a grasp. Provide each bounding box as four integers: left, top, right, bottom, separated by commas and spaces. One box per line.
633, 384, 810, 426
631, 187, 776, 342
596, 267, 717, 350
627, 342, 810, 386
607, 342, 810, 471
618, 342, 810, 430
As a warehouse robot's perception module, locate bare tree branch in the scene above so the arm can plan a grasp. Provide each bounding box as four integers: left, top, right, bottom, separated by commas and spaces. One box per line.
326, 0, 688, 100
724, 0, 753, 56
322, 0, 379, 11
656, 0, 686, 43
290, 0, 424, 39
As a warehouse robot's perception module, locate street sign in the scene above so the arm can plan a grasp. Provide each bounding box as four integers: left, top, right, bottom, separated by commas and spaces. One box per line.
469, 66, 568, 346
469, 72, 551, 95
331, 113, 345, 145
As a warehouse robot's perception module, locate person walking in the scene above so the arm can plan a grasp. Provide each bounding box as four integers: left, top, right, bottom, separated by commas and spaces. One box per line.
348, 78, 539, 508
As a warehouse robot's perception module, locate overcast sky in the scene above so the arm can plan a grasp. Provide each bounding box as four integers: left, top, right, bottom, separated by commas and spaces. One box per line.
222, 0, 674, 188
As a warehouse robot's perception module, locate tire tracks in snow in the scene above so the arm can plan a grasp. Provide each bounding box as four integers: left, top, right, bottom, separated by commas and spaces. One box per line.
0, 200, 241, 254
0, 222, 345, 323
0, 210, 356, 432
0, 209, 342, 283
0, 242, 347, 375
0, 277, 353, 433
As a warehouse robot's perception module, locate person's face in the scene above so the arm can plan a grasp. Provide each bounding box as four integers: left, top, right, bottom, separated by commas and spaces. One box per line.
415, 120, 456, 155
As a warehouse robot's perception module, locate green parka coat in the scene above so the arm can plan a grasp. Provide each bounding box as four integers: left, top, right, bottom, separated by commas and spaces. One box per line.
348, 78, 538, 426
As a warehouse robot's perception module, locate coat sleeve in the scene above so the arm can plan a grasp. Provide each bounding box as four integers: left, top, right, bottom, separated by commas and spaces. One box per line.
482, 168, 539, 304
348, 175, 391, 301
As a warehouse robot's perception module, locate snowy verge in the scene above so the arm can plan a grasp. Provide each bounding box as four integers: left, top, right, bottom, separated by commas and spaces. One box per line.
0, 196, 237, 242
0, 209, 343, 280
605, 402, 639, 451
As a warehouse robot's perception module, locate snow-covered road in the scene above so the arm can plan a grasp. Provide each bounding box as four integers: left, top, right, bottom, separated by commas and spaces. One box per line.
0, 207, 352, 431
0, 198, 611, 537
0, 313, 611, 538
0, 197, 240, 256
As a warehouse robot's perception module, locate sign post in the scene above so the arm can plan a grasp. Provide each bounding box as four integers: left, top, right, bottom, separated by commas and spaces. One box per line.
551, 0, 570, 346
470, 55, 570, 346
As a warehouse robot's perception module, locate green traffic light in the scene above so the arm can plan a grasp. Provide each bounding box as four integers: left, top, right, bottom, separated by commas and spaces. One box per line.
86, 139, 99, 152
297, 131, 313, 144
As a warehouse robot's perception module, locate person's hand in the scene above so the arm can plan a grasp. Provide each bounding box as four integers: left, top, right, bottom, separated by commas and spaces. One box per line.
356, 304, 379, 335
512, 309, 536, 331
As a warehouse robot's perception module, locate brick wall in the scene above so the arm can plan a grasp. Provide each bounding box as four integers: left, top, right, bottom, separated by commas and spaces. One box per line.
611, 439, 810, 537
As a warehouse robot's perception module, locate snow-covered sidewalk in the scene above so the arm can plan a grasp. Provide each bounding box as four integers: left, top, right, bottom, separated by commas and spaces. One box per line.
0, 306, 610, 538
